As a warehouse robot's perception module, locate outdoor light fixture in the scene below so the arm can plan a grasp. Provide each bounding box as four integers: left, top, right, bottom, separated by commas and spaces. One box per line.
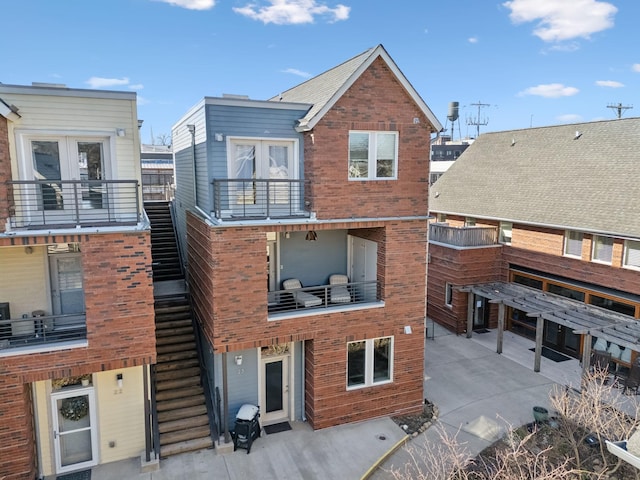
116, 373, 123, 388
116, 128, 126, 137
305, 231, 318, 241
186, 124, 196, 135
235, 355, 243, 366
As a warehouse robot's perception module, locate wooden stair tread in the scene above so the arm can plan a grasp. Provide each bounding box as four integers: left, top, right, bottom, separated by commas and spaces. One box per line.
156, 376, 201, 391
156, 385, 204, 402
156, 341, 196, 354
160, 425, 211, 446
155, 358, 199, 372
156, 366, 201, 381
158, 414, 209, 433
158, 404, 208, 422
156, 350, 198, 363
157, 395, 206, 412
160, 436, 213, 458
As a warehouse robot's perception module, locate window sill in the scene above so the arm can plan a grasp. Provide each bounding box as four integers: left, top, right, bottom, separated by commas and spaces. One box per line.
346, 379, 393, 391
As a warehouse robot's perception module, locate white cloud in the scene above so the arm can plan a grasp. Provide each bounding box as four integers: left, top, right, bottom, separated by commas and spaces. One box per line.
282, 68, 312, 78
156, 0, 215, 10
632, 64, 640, 73
547, 42, 580, 52
85, 77, 130, 88
128, 84, 145, 90
595, 80, 623, 88
518, 83, 579, 98
233, 0, 350, 25
503, 0, 617, 42
468, 37, 478, 44
556, 114, 583, 123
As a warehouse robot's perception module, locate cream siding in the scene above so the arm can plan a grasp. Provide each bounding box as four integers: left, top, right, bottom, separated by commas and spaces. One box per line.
34, 381, 54, 476
95, 366, 146, 463
2, 92, 141, 185
0, 245, 49, 318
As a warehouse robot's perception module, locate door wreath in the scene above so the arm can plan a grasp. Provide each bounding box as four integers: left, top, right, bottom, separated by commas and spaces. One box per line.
59, 396, 89, 421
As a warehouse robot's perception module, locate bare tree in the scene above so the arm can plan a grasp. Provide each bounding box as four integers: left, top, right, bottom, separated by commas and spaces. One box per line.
156, 133, 171, 146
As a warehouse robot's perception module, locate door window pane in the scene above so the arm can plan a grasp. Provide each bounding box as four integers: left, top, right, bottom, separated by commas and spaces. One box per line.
265, 361, 283, 413
32, 141, 63, 210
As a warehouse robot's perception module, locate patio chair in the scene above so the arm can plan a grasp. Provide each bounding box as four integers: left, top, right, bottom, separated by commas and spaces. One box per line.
282, 279, 322, 308
329, 274, 351, 304
590, 350, 612, 383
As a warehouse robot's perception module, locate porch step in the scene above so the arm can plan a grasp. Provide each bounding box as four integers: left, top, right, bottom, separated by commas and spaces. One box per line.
156, 384, 204, 402
158, 413, 210, 434
157, 395, 206, 412
156, 366, 201, 382
160, 436, 213, 458
160, 425, 212, 446
158, 404, 208, 423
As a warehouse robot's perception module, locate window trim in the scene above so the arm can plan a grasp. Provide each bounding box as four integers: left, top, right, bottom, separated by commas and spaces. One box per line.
348, 130, 399, 181
623, 240, 640, 271
346, 336, 394, 390
591, 235, 614, 265
563, 230, 583, 259
445, 282, 453, 308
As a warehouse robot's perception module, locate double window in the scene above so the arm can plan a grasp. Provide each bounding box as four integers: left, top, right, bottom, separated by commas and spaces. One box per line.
347, 337, 393, 389
348, 131, 398, 180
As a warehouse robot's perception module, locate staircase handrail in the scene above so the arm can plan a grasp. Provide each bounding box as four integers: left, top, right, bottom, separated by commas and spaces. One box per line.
168, 200, 186, 278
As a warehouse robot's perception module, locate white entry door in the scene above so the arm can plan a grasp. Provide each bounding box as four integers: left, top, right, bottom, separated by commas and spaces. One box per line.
260, 354, 290, 425
348, 235, 378, 302
51, 388, 98, 473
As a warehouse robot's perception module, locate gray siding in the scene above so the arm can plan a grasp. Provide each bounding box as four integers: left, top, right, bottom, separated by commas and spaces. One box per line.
215, 348, 260, 430
280, 230, 348, 288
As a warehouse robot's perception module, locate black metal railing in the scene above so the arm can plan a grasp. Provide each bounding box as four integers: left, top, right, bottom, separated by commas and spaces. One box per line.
8, 180, 140, 229
429, 223, 498, 247
268, 280, 380, 315
212, 178, 309, 220
0, 313, 86, 351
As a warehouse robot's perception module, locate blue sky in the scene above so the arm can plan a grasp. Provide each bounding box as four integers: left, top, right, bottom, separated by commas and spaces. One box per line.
2, 0, 639, 144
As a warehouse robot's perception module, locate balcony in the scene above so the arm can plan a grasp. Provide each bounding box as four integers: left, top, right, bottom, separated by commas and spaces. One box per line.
268, 280, 381, 317
7, 180, 140, 230
429, 223, 498, 248
212, 179, 310, 221
0, 313, 86, 353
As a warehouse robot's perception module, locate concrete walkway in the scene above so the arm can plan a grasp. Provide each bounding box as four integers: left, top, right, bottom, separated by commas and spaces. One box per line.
371, 324, 566, 479
55, 323, 583, 480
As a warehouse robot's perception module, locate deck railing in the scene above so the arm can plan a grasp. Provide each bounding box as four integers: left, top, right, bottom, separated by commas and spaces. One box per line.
429, 223, 498, 247
268, 280, 380, 316
8, 180, 140, 229
0, 313, 86, 352
212, 178, 309, 221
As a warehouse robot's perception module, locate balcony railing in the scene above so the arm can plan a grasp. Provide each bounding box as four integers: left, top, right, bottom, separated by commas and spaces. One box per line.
429, 223, 498, 247
268, 280, 380, 316
8, 180, 140, 230
0, 313, 87, 352
212, 178, 309, 221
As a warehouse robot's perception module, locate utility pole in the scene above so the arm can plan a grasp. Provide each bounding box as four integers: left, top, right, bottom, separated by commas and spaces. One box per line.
607, 102, 633, 119
466, 101, 490, 138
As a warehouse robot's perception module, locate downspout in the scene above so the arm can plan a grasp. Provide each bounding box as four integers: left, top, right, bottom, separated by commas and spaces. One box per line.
187, 124, 197, 207
222, 352, 231, 443
301, 342, 306, 422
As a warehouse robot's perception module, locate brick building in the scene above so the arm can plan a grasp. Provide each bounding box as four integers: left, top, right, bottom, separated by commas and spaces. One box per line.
172, 45, 442, 435
427, 119, 640, 373
0, 84, 155, 479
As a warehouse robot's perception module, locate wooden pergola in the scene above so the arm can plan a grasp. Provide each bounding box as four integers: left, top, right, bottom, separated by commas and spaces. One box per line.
458, 282, 640, 375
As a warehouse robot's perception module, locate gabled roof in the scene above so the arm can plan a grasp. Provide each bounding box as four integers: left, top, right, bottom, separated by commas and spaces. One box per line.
429, 118, 640, 239
270, 44, 443, 133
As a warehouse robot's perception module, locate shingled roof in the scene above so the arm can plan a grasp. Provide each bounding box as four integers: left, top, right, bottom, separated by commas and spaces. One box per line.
429, 118, 640, 239
270, 44, 442, 133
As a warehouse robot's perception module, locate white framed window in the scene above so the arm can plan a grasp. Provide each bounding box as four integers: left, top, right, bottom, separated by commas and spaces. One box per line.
445, 283, 453, 307
348, 131, 398, 180
347, 336, 393, 389
623, 240, 640, 270
564, 230, 583, 258
499, 222, 512, 245
465, 217, 476, 227
592, 235, 613, 264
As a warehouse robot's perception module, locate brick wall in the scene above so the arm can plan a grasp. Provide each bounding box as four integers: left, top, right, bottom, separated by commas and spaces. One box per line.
0, 231, 155, 479
187, 213, 427, 428
0, 115, 10, 233
305, 57, 433, 220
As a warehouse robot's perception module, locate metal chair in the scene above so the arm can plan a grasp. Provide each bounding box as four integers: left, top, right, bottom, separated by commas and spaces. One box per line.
623, 363, 640, 395
590, 350, 612, 383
